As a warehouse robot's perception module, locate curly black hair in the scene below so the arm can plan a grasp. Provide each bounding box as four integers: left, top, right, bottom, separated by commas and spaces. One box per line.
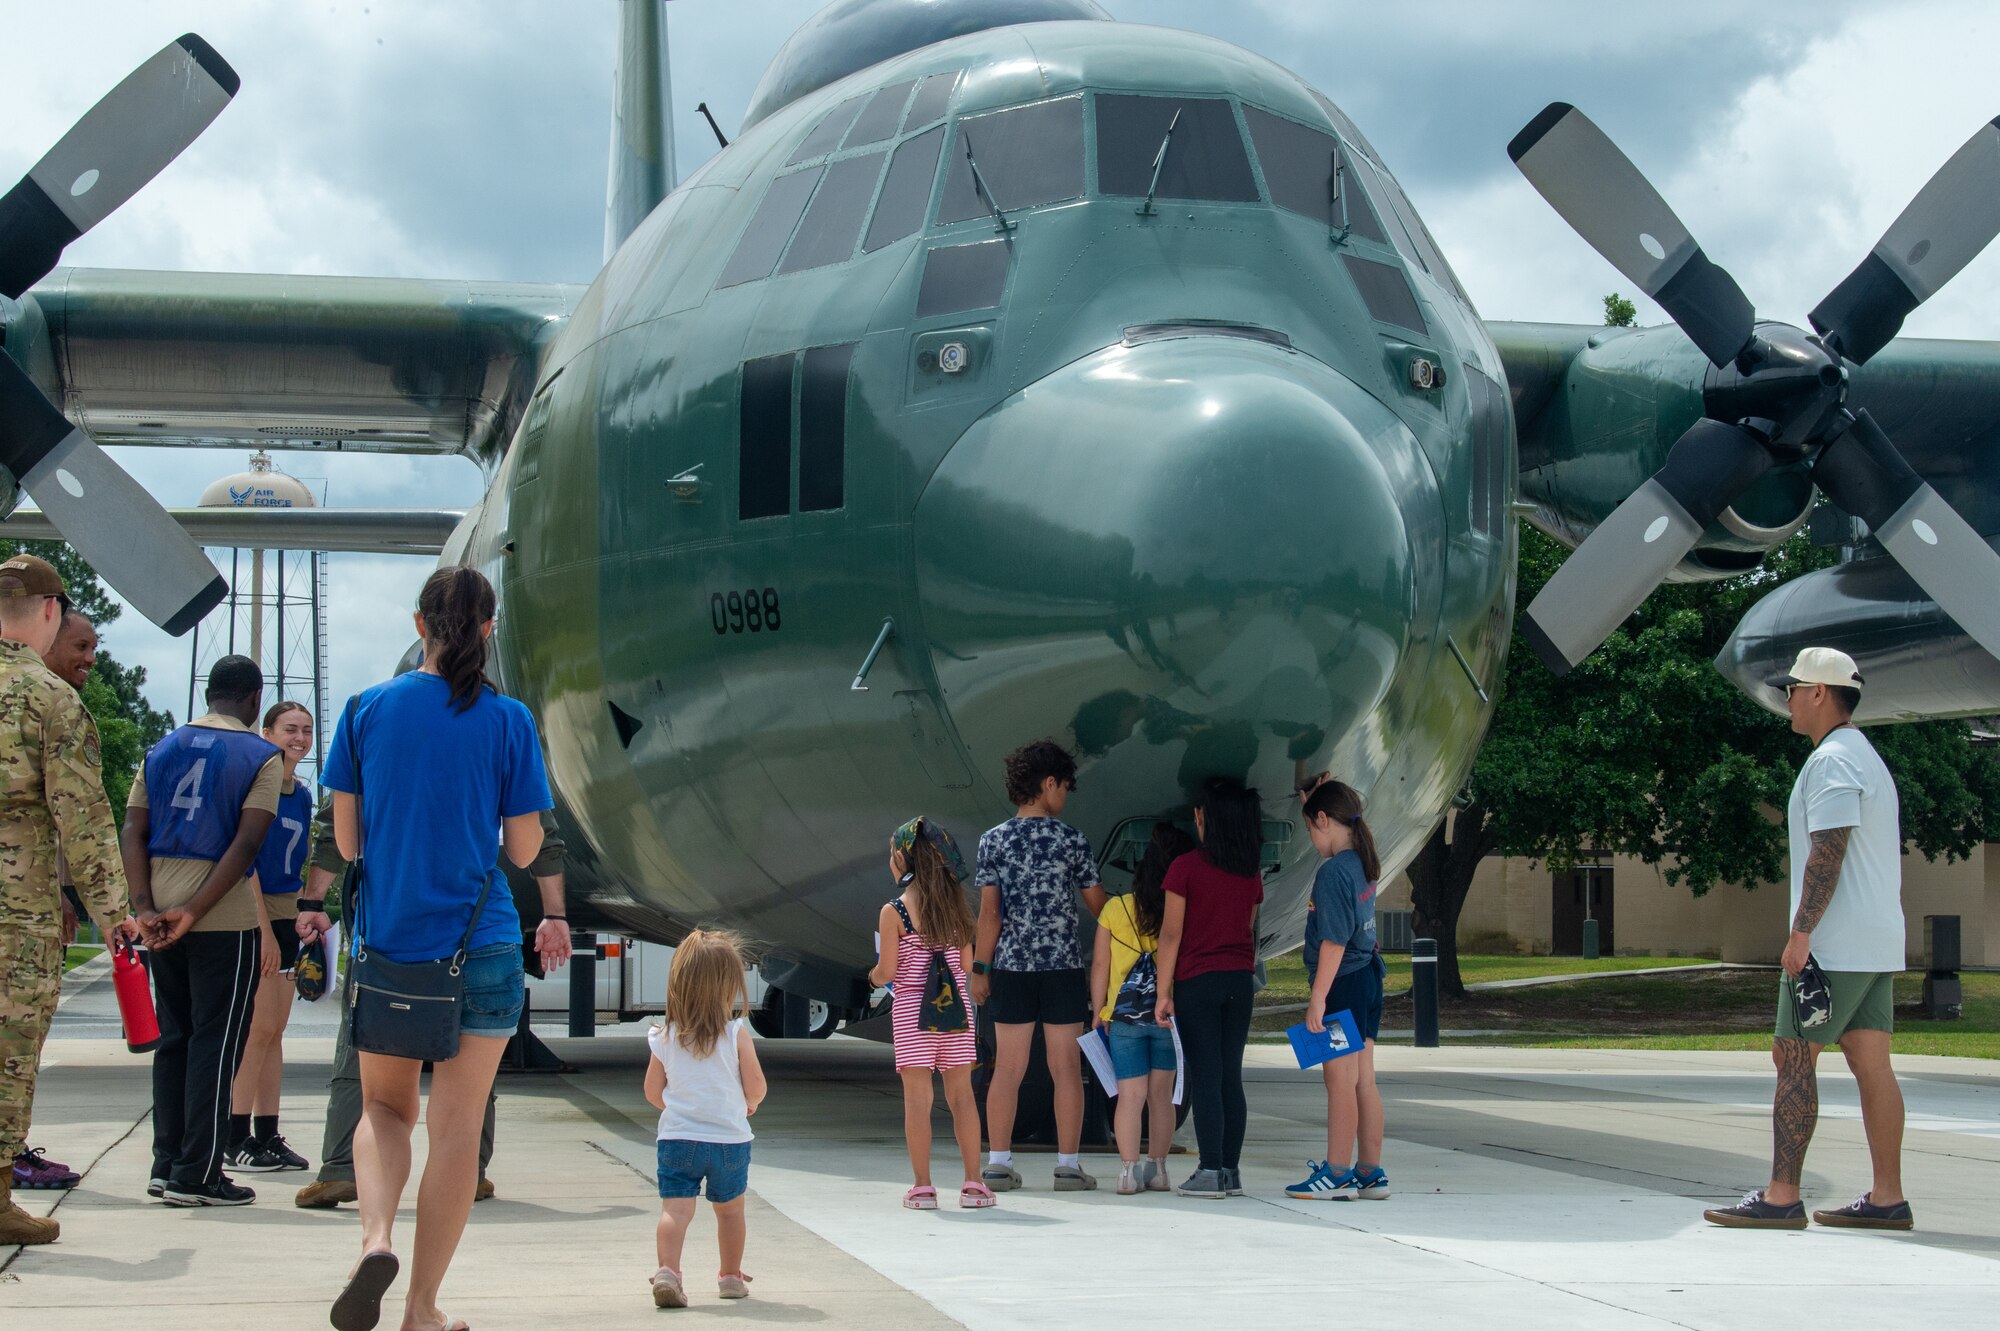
1003, 738, 1078, 806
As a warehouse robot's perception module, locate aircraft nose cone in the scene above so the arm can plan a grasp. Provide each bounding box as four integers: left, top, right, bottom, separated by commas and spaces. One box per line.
914, 336, 1434, 793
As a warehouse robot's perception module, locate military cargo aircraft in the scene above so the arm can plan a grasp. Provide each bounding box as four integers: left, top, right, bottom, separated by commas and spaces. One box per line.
4, 0, 1999, 1030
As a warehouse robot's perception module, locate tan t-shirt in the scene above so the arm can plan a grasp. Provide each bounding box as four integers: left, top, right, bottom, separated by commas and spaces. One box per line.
129, 713, 283, 933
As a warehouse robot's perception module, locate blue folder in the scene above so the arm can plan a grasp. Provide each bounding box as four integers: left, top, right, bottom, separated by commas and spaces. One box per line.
1286, 1009, 1364, 1068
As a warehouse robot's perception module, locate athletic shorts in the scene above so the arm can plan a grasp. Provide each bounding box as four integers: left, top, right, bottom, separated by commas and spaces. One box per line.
1776, 969, 1894, 1043
986, 967, 1089, 1027
657, 1138, 751, 1203
1323, 963, 1384, 1042
1104, 1019, 1176, 1080
265, 913, 301, 972
460, 941, 526, 1035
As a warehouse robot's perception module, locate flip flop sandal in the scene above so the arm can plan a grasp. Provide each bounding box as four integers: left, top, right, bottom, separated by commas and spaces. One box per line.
902, 1185, 939, 1210
330, 1250, 399, 1331
959, 1181, 997, 1209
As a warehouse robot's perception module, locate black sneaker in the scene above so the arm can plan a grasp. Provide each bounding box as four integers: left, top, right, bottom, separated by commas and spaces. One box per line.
1813, 1193, 1914, 1230
225, 1140, 284, 1173
1176, 1168, 1229, 1199
1703, 1189, 1807, 1230
258, 1135, 310, 1172
162, 1177, 257, 1207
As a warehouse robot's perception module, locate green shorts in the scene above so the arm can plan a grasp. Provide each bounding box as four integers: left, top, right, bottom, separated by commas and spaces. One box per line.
1775, 970, 1895, 1044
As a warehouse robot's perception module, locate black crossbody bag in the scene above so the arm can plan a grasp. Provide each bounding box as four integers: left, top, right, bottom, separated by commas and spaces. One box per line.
344, 699, 493, 1063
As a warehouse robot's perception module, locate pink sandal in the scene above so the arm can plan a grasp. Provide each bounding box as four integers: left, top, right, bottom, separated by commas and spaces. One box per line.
959, 1181, 997, 1209
903, 1185, 938, 1210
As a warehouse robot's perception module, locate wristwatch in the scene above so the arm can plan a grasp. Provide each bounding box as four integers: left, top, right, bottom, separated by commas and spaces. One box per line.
971, 960, 992, 975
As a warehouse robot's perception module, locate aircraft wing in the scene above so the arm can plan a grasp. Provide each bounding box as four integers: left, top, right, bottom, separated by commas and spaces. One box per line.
0, 504, 464, 555
5, 267, 586, 469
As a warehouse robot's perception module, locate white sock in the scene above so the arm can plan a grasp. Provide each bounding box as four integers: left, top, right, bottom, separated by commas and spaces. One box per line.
1057, 1153, 1080, 1170
987, 1150, 1012, 1168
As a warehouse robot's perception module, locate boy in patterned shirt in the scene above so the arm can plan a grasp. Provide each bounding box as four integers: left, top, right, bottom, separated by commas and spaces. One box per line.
969, 740, 1106, 1191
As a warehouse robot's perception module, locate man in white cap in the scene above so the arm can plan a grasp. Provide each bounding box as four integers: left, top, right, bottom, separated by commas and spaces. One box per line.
1705, 647, 1912, 1231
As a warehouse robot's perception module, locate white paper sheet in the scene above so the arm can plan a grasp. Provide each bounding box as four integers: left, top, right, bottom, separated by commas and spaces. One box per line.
1170, 1017, 1185, 1105
1077, 1026, 1119, 1096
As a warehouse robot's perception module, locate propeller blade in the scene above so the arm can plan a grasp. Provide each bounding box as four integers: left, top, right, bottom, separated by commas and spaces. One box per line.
1521, 419, 1776, 674
0, 34, 238, 299
1509, 102, 1756, 368
0, 354, 224, 635
1810, 118, 2000, 366
1813, 409, 2000, 660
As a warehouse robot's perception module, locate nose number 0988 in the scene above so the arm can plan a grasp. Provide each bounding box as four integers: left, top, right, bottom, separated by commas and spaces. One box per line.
710, 587, 783, 635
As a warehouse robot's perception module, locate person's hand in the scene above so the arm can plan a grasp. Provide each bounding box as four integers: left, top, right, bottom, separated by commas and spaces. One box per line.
61, 896, 78, 947
148, 909, 194, 950
535, 918, 572, 971
296, 911, 332, 947
258, 927, 280, 979
1306, 993, 1327, 1035
970, 972, 991, 1006
111, 916, 144, 947
1781, 930, 1811, 979
1297, 771, 1331, 802
1154, 995, 1174, 1024
1091, 1011, 1107, 1032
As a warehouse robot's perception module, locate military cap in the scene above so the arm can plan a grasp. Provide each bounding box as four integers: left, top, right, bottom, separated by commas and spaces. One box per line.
0, 553, 72, 609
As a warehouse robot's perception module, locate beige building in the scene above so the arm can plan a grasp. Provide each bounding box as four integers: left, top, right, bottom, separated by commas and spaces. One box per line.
1374, 839, 1999, 967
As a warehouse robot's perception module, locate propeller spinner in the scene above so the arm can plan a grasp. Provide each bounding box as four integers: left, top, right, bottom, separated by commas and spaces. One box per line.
1509, 104, 2000, 675
0, 34, 236, 635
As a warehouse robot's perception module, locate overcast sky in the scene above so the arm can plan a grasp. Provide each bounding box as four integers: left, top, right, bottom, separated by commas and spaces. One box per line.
3, 0, 1997, 739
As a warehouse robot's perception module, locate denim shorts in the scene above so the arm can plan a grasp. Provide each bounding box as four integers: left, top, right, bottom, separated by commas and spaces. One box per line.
1104, 1019, 1177, 1080
657, 1138, 752, 1203
460, 941, 525, 1035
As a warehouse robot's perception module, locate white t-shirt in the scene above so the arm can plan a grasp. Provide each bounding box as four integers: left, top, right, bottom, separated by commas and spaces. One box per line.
647, 1019, 753, 1145
1786, 727, 1903, 972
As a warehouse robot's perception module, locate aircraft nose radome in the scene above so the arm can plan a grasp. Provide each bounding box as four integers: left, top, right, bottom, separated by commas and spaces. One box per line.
914, 336, 1428, 787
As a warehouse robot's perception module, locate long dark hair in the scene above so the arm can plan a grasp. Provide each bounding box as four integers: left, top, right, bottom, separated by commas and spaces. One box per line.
1131, 822, 1197, 937
418, 566, 497, 713
1194, 776, 1264, 878
904, 828, 977, 950
1304, 779, 1382, 881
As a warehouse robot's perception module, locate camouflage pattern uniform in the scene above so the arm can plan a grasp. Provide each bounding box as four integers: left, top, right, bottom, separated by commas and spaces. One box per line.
0, 638, 132, 1169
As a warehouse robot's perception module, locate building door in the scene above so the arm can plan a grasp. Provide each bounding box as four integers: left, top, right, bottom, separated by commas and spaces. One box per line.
1551, 865, 1614, 956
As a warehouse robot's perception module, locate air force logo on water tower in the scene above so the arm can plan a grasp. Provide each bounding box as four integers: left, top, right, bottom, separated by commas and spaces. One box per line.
227, 483, 296, 508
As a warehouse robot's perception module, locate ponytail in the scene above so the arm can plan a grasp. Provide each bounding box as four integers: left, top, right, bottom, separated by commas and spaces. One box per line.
1303, 779, 1381, 882
417, 566, 497, 713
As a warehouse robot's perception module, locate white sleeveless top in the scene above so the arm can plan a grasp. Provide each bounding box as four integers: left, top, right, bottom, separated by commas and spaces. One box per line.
647, 1018, 753, 1144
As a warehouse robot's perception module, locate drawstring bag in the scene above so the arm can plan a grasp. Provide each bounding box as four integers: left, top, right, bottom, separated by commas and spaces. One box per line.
893, 899, 969, 1034
1108, 899, 1158, 1024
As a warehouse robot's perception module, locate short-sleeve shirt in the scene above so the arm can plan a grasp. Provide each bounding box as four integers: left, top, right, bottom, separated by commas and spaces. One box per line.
129, 713, 284, 933
1303, 849, 1376, 982
1787, 726, 1903, 972
323, 671, 552, 963
975, 816, 1097, 972
1161, 850, 1263, 981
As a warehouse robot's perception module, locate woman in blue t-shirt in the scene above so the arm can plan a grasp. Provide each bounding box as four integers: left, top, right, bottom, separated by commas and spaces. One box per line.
324, 567, 565, 1331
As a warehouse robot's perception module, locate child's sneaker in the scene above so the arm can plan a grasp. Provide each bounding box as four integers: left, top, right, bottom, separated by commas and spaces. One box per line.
1284, 1160, 1356, 1200
1117, 1162, 1141, 1196
1354, 1165, 1391, 1199
651, 1267, 687, 1308
718, 1271, 752, 1300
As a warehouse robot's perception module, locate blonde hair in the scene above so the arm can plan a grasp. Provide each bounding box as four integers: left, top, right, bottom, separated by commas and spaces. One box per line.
902, 831, 976, 950
665, 929, 748, 1058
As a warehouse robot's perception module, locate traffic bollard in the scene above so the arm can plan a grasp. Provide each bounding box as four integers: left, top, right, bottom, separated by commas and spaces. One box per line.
1412, 937, 1440, 1048
569, 930, 596, 1037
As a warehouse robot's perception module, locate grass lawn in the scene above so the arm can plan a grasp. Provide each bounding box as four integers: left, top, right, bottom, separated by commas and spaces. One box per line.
1257, 949, 1714, 1007
63, 944, 103, 973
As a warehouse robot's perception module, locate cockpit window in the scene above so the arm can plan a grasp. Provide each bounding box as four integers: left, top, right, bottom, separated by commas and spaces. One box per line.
778, 151, 887, 274
903, 70, 960, 132
717, 169, 821, 287
786, 93, 869, 166
1241, 105, 1386, 244
844, 80, 916, 149
1346, 153, 1467, 304
936, 95, 1085, 225
864, 125, 945, 252
1095, 94, 1257, 204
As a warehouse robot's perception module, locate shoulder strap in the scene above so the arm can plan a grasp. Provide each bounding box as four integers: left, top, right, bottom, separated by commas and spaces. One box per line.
890, 898, 916, 933
1106, 895, 1147, 955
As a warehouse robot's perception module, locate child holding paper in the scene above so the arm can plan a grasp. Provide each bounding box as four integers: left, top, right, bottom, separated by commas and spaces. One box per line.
1286, 779, 1390, 1202
1090, 824, 1197, 1194
869, 818, 993, 1211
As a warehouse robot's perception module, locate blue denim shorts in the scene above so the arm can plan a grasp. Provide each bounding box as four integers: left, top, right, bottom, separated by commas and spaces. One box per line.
1104, 1019, 1177, 1080
657, 1138, 751, 1203
460, 941, 525, 1035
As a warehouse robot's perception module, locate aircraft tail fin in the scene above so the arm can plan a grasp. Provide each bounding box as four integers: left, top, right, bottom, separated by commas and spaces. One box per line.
604, 0, 676, 261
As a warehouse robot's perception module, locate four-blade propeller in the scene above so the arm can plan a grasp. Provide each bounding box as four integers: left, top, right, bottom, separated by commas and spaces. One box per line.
0, 34, 236, 635
1510, 104, 2000, 675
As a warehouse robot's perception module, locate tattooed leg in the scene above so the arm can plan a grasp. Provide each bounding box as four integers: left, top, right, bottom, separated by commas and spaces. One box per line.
1766, 1037, 1820, 1204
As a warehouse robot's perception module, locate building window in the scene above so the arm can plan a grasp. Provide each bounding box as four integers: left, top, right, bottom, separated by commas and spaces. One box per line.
799, 344, 855, 512
738, 354, 793, 520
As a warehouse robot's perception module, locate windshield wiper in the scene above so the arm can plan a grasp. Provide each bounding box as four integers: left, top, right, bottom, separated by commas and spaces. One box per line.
1137, 108, 1183, 216
962, 134, 1015, 234
1329, 142, 1352, 246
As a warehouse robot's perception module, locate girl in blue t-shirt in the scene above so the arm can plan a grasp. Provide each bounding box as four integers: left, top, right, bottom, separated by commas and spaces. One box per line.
1287, 777, 1390, 1202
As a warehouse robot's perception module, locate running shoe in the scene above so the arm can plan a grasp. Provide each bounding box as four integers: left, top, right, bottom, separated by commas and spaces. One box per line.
1703, 1189, 1807, 1230
1176, 1168, 1229, 1198
161, 1177, 257, 1207
224, 1140, 285, 1173
257, 1134, 310, 1172
718, 1271, 753, 1300
13, 1148, 80, 1190
651, 1267, 687, 1309
1354, 1165, 1392, 1199
1284, 1160, 1354, 1200
1813, 1193, 1914, 1230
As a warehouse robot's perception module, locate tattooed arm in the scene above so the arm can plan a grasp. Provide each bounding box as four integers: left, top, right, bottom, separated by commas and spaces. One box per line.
1781, 825, 1851, 978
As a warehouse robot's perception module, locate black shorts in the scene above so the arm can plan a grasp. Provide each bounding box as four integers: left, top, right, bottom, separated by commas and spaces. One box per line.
266, 912, 301, 972
986, 967, 1089, 1027
1323, 962, 1383, 1042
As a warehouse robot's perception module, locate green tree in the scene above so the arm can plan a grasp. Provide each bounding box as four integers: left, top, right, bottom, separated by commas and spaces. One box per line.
1603, 292, 1638, 327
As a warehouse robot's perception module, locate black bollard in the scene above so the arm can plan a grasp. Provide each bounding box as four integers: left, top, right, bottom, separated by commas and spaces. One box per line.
1411, 937, 1440, 1048
568, 930, 597, 1037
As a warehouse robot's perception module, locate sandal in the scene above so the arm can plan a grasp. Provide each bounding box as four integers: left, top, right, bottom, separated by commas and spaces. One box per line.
902, 1185, 938, 1210
959, 1181, 996, 1209
330, 1250, 399, 1331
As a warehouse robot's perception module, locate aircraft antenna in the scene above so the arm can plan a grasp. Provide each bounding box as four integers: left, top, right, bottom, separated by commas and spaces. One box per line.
962, 135, 1016, 234
1137, 108, 1182, 216
696, 102, 729, 149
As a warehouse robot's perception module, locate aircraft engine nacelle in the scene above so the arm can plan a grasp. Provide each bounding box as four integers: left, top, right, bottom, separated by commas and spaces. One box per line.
1515, 323, 1816, 581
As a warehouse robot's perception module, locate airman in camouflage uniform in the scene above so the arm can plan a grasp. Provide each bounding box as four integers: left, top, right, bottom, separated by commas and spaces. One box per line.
0, 554, 138, 1246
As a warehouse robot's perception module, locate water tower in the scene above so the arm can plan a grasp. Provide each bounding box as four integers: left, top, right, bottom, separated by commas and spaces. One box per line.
188, 452, 330, 771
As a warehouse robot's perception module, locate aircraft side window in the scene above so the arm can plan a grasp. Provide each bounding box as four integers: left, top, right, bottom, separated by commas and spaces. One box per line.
844, 79, 917, 149
1345, 154, 1426, 273
917, 240, 1010, 319
738, 354, 793, 521
1464, 365, 1509, 537
717, 169, 823, 288
1341, 254, 1427, 335
799, 343, 856, 512
936, 95, 1085, 225
864, 126, 946, 253
778, 151, 888, 274
786, 92, 870, 166
1095, 94, 1258, 204
902, 70, 961, 133
1240, 104, 1386, 244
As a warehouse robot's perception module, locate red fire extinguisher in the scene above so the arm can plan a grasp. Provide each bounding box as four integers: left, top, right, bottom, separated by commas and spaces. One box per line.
112, 940, 161, 1054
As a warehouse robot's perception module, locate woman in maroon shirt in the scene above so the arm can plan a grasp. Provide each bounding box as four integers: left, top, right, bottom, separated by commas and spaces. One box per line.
1154, 778, 1264, 1197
